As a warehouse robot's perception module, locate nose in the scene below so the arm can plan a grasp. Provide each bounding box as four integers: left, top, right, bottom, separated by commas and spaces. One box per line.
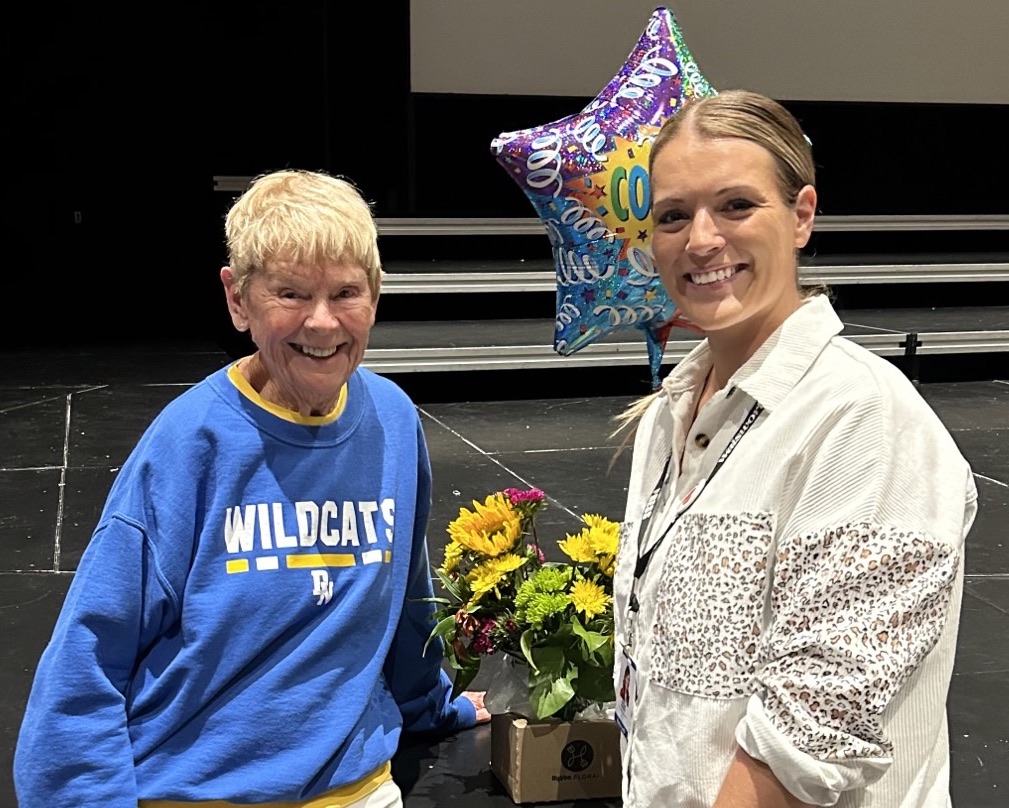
685, 208, 724, 257
305, 298, 340, 330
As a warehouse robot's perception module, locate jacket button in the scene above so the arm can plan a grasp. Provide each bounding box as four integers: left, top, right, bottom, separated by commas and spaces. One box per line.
695, 433, 710, 449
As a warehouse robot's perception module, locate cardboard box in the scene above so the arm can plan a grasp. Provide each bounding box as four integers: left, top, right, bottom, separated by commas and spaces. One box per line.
490, 712, 622, 804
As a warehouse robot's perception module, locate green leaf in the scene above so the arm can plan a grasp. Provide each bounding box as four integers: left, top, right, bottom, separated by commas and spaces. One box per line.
422, 614, 457, 657
519, 629, 539, 673
571, 616, 610, 654
434, 568, 464, 601
593, 641, 615, 669
450, 654, 482, 700
528, 644, 566, 680
551, 622, 575, 640
531, 672, 577, 720
572, 661, 615, 704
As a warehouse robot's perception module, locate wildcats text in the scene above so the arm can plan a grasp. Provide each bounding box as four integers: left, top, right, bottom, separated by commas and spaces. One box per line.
224, 498, 395, 553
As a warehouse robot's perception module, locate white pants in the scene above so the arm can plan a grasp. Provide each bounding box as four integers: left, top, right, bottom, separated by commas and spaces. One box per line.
348, 779, 403, 808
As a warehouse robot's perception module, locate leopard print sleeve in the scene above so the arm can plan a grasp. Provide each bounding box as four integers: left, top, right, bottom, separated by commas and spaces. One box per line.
755, 522, 960, 761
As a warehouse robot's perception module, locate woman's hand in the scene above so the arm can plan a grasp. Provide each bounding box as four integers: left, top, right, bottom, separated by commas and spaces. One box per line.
462, 690, 492, 724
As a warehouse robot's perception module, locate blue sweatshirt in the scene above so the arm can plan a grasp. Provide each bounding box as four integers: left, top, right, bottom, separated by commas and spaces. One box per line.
14, 365, 475, 806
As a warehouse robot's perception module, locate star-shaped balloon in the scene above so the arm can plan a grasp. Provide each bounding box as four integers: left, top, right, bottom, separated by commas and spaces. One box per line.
491, 6, 716, 388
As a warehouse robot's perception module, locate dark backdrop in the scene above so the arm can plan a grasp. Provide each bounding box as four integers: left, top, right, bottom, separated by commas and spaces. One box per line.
4, 2, 1005, 348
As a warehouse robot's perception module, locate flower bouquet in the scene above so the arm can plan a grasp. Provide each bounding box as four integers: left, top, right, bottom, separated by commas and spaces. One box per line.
425, 487, 618, 722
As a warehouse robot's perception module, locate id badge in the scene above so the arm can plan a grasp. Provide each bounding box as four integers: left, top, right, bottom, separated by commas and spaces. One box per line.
614, 646, 638, 744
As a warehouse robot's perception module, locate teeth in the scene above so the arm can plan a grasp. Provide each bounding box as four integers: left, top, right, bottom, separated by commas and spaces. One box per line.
690, 266, 738, 285
297, 345, 337, 358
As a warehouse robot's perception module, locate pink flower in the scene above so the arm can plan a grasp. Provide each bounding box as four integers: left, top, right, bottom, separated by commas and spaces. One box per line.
455, 611, 480, 638
472, 618, 498, 654
503, 487, 545, 505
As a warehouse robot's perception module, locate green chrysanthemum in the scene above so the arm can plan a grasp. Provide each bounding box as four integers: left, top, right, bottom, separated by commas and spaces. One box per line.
522, 592, 572, 629
515, 567, 571, 622
515, 567, 570, 605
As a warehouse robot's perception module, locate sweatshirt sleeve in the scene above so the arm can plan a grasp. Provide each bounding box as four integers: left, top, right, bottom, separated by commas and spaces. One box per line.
735, 392, 976, 806
14, 515, 179, 808
382, 423, 477, 735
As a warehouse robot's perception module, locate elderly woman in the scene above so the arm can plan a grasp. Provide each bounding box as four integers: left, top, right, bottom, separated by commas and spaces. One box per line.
15, 169, 487, 807
613, 91, 977, 807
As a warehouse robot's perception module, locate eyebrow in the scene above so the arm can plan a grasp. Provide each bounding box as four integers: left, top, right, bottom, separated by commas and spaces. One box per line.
716, 185, 758, 196
263, 271, 304, 284
654, 184, 760, 204
263, 269, 369, 288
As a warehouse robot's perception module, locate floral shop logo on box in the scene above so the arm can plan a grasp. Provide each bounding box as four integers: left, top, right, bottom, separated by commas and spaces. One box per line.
561, 740, 594, 772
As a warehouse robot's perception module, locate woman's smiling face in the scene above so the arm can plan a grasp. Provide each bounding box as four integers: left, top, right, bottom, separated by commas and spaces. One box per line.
222, 258, 378, 416
649, 128, 816, 344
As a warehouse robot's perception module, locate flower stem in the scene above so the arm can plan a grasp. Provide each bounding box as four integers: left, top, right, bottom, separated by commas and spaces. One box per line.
529, 521, 542, 557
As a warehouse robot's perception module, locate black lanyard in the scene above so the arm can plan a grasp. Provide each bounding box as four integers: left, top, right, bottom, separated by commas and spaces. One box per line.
628, 401, 763, 614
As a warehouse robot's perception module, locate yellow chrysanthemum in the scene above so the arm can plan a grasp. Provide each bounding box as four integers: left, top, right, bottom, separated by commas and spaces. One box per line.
466, 553, 527, 604
570, 579, 612, 620
582, 514, 619, 556
448, 493, 522, 558
439, 540, 464, 575
596, 554, 616, 578
558, 531, 597, 563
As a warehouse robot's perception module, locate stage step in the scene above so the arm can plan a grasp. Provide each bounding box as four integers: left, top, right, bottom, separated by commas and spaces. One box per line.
204, 200, 1009, 382
364, 306, 1009, 375
381, 254, 1009, 294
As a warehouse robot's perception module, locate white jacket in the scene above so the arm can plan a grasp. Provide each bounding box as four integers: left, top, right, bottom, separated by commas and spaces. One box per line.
614, 295, 977, 807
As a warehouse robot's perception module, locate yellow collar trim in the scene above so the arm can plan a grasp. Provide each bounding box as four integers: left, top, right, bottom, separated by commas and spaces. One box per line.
227, 361, 348, 425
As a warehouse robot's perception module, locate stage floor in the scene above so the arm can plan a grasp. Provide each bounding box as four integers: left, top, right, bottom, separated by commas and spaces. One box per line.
1, 341, 1006, 806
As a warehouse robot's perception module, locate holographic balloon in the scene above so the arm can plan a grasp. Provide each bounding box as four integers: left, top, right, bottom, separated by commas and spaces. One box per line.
491, 6, 715, 387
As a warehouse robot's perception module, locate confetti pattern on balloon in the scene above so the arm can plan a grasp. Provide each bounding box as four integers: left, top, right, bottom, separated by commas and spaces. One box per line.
491, 6, 716, 388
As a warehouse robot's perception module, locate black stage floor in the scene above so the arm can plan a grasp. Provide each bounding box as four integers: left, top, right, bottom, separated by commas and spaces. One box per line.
1, 341, 1006, 807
